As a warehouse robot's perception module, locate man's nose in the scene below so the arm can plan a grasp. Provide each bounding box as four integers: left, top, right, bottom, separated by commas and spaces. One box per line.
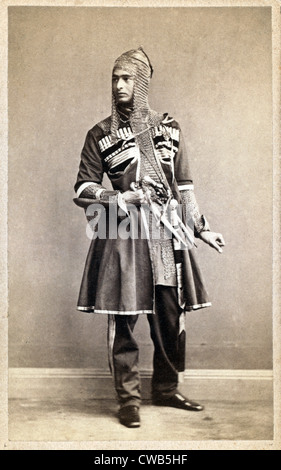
116, 78, 124, 90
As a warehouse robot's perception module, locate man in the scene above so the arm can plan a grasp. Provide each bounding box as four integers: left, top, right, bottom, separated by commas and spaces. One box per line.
74, 47, 225, 428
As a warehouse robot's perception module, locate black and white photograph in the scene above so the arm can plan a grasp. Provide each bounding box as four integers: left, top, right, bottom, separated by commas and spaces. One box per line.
1, 0, 280, 451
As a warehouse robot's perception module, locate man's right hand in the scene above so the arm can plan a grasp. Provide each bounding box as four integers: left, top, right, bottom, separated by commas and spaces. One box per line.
122, 189, 146, 204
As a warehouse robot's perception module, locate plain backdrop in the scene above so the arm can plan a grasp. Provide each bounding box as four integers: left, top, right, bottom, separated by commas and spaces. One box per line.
8, 6, 273, 370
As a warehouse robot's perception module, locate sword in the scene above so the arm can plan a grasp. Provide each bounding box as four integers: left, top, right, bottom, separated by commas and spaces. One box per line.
131, 180, 191, 248
141, 177, 196, 247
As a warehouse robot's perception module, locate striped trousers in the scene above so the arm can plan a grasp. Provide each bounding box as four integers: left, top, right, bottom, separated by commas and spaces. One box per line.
107, 285, 186, 409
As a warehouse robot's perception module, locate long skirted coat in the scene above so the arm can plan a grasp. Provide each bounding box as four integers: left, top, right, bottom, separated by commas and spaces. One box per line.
74, 113, 211, 315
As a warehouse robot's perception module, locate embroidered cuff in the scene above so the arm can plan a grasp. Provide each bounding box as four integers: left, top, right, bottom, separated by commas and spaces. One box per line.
78, 182, 106, 199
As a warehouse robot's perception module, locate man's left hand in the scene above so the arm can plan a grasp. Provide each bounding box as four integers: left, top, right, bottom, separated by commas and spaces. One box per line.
199, 231, 225, 253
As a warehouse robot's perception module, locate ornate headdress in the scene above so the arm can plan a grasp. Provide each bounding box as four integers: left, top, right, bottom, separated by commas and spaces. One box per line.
111, 47, 161, 141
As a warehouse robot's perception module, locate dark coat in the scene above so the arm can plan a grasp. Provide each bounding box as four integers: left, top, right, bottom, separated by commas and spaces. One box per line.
75, 114, 211, 314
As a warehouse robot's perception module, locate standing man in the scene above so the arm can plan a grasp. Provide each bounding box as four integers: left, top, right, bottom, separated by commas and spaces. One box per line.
74, 47, 225, 428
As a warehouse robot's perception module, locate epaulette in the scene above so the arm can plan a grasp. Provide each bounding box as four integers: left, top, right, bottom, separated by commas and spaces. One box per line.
162, 113, 175, 124
161, 113, 181, 129
97, 115, 111, 134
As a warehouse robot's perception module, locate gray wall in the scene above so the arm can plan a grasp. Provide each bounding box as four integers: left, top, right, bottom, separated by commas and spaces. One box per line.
8, 6, 273, 370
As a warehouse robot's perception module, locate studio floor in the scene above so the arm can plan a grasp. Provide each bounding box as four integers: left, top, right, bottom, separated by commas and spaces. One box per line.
9, 396, 273, 443
7, 369, 274, 445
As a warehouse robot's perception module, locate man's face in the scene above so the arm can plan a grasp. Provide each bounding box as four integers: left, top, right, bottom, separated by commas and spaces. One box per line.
112, 68, 134, 106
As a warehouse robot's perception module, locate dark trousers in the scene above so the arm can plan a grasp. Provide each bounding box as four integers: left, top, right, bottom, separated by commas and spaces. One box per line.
107, 285, 185, 409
